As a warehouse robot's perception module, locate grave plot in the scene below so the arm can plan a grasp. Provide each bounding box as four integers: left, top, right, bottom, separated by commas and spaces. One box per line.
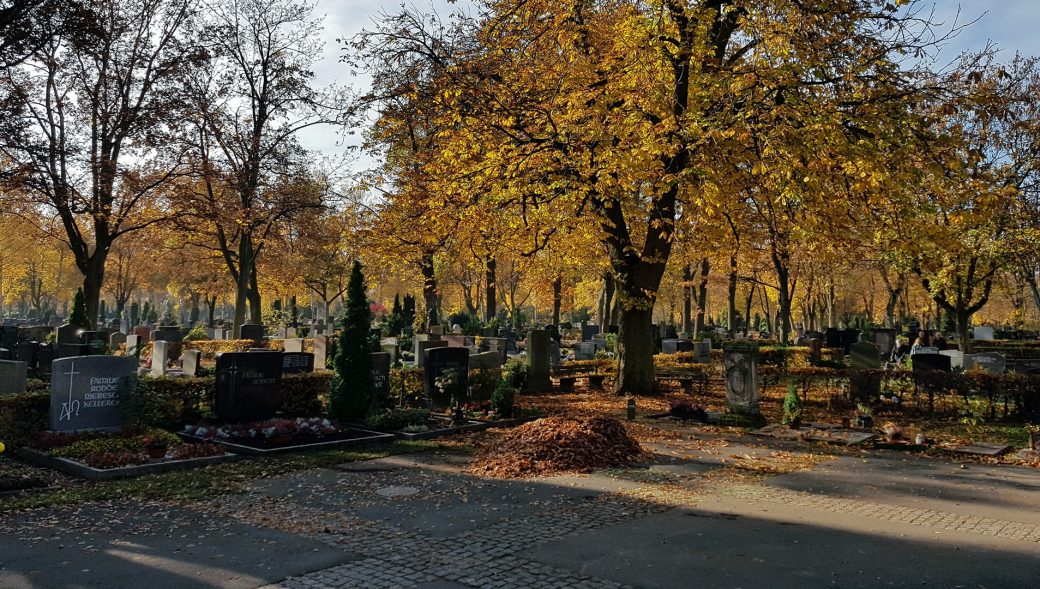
179, 417, 394, 455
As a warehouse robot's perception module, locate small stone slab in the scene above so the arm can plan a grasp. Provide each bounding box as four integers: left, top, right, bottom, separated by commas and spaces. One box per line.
948, 443, 1012, 456
750, 424, 875, 446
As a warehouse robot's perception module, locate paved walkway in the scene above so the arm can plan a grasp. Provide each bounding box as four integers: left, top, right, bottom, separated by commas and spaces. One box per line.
2, 431, 1040, 588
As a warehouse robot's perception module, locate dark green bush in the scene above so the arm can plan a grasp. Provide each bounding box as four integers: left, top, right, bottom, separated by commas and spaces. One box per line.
364, 408, 431, 430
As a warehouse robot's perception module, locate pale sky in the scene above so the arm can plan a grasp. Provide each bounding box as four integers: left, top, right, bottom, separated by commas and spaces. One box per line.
299, 1, 1040, 165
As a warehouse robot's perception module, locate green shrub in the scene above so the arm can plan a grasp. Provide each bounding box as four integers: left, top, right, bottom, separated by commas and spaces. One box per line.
782, 382, 803, 425
491, 378, 515, 418
0, 392, 50, 445
330, 261, 377, 421
364, 408, 430, 430
183, 325, 210, 342
503, 360, 527, 389
468, 367, 502, 402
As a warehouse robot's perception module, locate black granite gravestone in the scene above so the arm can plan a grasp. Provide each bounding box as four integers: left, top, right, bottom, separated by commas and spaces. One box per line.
371, 352, 391, 402
912, 353, 952, 373
50, 356, 137, 431
215, 351, 283, 423
424, 346, 469, 407
240, 324, 265, 341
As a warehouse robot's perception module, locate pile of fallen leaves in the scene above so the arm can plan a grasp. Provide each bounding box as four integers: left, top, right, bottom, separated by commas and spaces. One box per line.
471, 417, 646, 478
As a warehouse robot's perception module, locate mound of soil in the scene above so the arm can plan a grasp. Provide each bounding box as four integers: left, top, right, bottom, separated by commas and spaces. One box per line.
471, 417, 645, 478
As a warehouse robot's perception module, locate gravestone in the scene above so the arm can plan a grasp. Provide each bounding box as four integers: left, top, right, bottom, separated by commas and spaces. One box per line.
693, 341, 712, 364
283, 338, 304, 353
125, 334, 143, 358
849, 340, 882, 401
57, 343, 89, 358
840, 329, 860, 354
80, 331, 106, 355
549, 340, 561, 368
581, 323, 599, 342
371, 352, 391, 402
661, 339, 694, 354
678, 332, 691, 341
574, 342, 596, 361
964, 352, 1006, 373
424, 346, 469, 407
55, 323, 80, 345
870, 328, 897, 358
151, 341, 169, 377
240, 324, 265, 341
133, 326, 151, 343
182, 349, 202, 377
470, 351, 502, 370
525, 329, 552, 392
939, 350, 964, 370
152, 326, 183, 343
973, 326, 995, 341
0, 326, 17, 351
37, 345, 55, 373
50, 356, 137, 431
313, 335, 328, 369
282, 352, 315, 374
479, 337, 508, 364
109, 331, 127, 350
825, 328, 841, 349
444, 334, 467, 348
429, 325, 444, 336
912, 353, 952, 372
285, 327, 298, 339
0, 360, 28, 395
498, 329, 518, 352
414, 338, 448, 368
19, 326, 50, 343
380, 342, 397, 364
215, 351, 283, 423
15, 341, 37, 368
913, 346, 939, 355
723, 343, 760, 416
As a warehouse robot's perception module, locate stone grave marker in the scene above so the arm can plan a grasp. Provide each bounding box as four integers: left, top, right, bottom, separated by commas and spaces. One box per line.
414, 338, 448, 368
50, 356, 137, 431
0, 360, 28, 395
912, 353, 952, 372
581, 323, 599, 341
549, 340, 561, 367
825, 328, 841, 349
313, 335, 328, 369
973, 326, 995, 341
240, 324, 265, 341
215, 351, 283, 423
133, 326, 151, 343
57, 343, 90, 358
283, 338, 304, 353
574, 342, 596, 361
380, 342, 397, 364
470, 351, 502, 370
285, 327, 298, 339
870, 328, 897, 358
939, 350, 964, 370
429, 325, 444, 336
125, 334, 143, 358
964, 352, 1006, 373
444, 334, 467, 348
913, 346, 939, 355
662, 339, 695, 354
723, 343, 760, 416
109, 331, 127, 351
372, 352, 391, 402
15, 341, 37, 368
479, 337, 508, 364
151, 341, 169, 377
182, 349, 202, 377
282, 352, 315, 374
55, 323, 80, 345
693, 341, 712, 364
525, 329, 552, 392
37, 345, 55, 373
424, 346, 469, 407
0, 326, 17, 351
152, 326, 183, 343
19, 326, 50, 343
849, 340, 881, 401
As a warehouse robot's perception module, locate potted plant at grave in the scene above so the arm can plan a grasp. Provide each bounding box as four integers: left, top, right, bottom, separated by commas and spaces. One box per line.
141, 435, 169, 459
782, 383, 803, 429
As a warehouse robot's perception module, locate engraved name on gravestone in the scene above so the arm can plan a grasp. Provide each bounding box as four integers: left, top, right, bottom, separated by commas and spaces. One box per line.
372, 352, 391, 402
215, 351, 283, 423
282, 352, 315, 374
723, 343, 760, 415
50, 356, 137, 431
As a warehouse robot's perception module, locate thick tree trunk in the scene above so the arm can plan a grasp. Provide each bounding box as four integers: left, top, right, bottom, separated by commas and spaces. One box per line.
601, 273, 615, 331
206, 295, 216, 327
727, 255, 738, 337
81, 255, 107, 330
681, 264, 693, 334
189, 292, 201, 326
485, 257, 496, 322
247, 263, 262, 324
420, 253, 439, 328
695, 258, 709, 335
552, 275, 562, 326
744, 283, 755, 334
616, 303, 655, 396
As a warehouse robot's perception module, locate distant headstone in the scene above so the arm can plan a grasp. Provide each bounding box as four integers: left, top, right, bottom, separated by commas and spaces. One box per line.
15, 341, 37, 368
0, 360, 28, 395
313, 335, 328, 369
284, 327, 298, 339
470, 351, 502, 369
549, 340, 561, 368
870, 328, 897, 358
444, 334, 467, 348
283, 338, 304, 353
56, 343, 90, 359
525, 329, 552, 392
574, 342, 596, 361
964, 352, 1006, 374
240, 324, 265, 341
849, 340, 882, 401
109, 331, 127, 350
581, 323, 599, 342
424, 346, 469, 407
429, 325, 444, 336
693, 341, 712, 364
371, 352, 391, 401
37, 345, 55, 373
50, 356, 137, 431
151, 341, 169, 377
179, 349, 200, 377
912, 353, 952, 373
282, 352, 315, 374
939, 349, 964, 370
661, 339, 694, 354
912, 346, 939, 355
133, 327, 151, 343
414, 339, 448, 368
973, 326, 995, 341
124, 334, 143, 358
152, 326, 183, 343
723, 343, 760, 416
19, 326, 50, 343
380, 342, 397, 364
55, 323, 80, 345
214, 351, 283, 423
479, 337, 508, 364
678, 331, 691, 341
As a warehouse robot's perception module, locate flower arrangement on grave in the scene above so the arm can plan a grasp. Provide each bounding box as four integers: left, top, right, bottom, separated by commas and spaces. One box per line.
187, 417, 339, 442
32, 428, 222, 469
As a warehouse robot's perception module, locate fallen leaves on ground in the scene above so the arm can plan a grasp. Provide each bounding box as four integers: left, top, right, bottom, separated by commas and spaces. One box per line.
470, 417, 648, 478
